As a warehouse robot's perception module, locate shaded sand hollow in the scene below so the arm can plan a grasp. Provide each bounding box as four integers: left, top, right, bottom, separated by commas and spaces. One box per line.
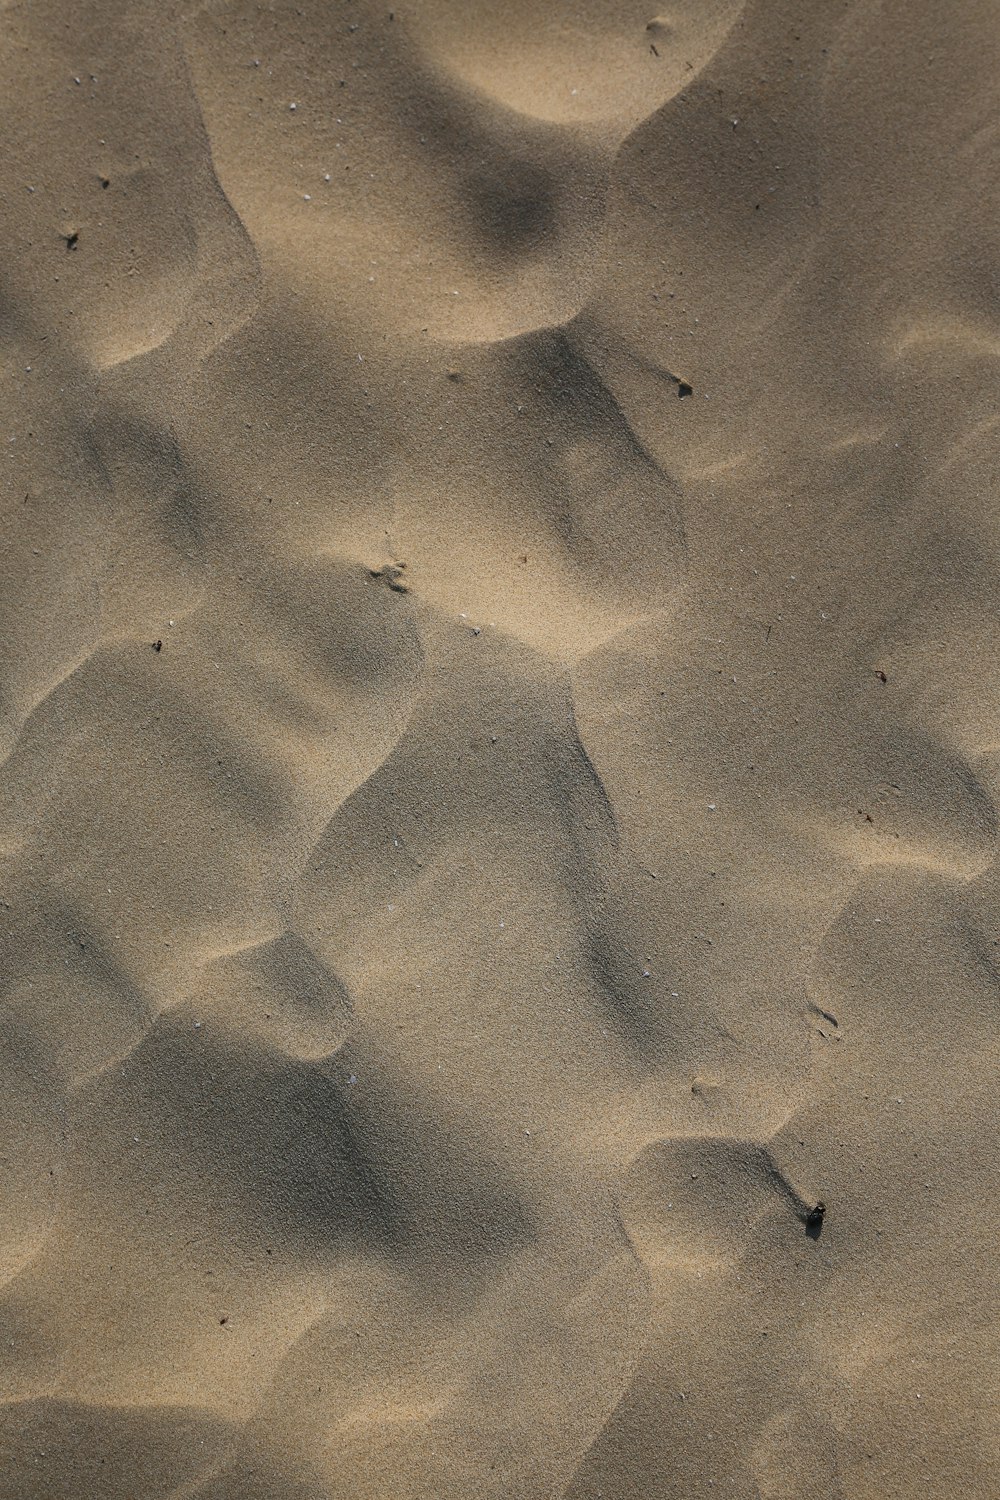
1, 1, 998, 1496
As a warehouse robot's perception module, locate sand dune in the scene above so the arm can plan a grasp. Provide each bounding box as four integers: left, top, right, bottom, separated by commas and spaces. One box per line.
1, 0, 997, 1495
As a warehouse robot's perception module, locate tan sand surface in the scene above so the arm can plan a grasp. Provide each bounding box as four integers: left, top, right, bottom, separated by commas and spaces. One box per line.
0, 1, 998, 1495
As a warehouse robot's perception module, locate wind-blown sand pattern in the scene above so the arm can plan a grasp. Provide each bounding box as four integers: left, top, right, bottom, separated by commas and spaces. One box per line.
1, 1, 998, 1495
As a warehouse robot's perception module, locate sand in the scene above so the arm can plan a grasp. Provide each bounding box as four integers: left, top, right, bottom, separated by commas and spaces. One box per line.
1, 0, 998, 1495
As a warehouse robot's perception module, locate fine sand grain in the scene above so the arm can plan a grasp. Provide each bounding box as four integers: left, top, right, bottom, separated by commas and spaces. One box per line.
1, 1, 998, 1496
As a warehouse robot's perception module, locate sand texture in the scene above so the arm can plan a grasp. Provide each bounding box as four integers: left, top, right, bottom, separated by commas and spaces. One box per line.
1, 0, 998, 1495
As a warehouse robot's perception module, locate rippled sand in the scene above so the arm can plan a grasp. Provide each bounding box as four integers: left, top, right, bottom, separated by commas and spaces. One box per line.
1, 1, 997, 1496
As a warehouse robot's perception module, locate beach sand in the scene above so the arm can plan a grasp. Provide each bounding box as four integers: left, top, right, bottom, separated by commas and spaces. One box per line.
0, 1, 997, 1495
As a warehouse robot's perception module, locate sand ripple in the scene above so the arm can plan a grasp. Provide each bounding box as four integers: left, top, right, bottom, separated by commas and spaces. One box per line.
0, 0, 996, 1494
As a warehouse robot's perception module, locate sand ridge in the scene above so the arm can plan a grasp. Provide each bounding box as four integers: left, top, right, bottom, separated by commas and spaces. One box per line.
1, 0, 998, 1495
